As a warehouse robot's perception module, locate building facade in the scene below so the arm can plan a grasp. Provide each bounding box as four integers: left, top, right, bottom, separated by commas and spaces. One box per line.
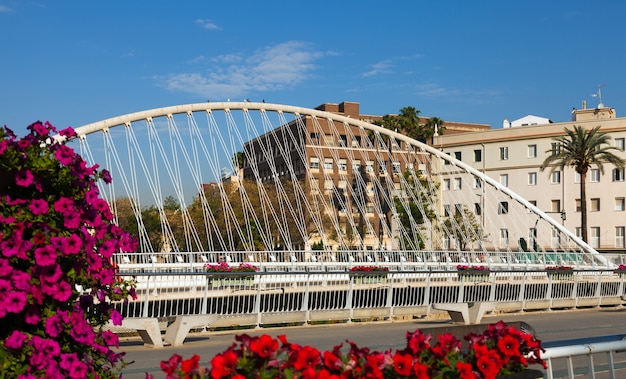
436, 103, 626, 252
241, 101, 489, 251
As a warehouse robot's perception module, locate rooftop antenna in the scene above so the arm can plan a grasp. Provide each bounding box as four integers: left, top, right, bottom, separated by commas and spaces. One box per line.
591, 84, 605, 107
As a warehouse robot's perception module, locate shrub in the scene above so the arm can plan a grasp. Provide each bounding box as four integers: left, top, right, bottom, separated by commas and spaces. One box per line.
0, 122, 136, 378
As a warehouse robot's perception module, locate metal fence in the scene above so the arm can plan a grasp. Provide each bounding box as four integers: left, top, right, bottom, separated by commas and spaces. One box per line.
115, 269, 626, 322
114, 250, 626, 274
543, 335, 626, 379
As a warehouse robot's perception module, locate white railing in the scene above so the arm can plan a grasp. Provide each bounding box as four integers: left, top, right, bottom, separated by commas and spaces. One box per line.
114, 269, 626, 321
543, 335, 626, 378
114, 250, 625, 274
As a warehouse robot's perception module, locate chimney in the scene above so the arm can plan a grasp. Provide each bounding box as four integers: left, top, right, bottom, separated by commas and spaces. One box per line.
582, 100, 587, 110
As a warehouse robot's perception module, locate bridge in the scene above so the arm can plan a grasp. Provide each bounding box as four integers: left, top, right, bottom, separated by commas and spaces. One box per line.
61, 102, 626, 346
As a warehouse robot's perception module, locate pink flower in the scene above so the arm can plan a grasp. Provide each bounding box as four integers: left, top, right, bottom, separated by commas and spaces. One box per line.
59, 353, 79, 371
15, 169, 34, 187
34, 245, 58, 266
53, 197, 75, 214
4, 291, 28, 313
54, 144, 77, 165
11, 270, 31, 291
28, 198, 49, 215
5, 330, 29, 349
51, 281, 73, 302
59, 127, 77, 139
45, 314, 65, 338
63, 210, 81, 229
109, 309, 123, 326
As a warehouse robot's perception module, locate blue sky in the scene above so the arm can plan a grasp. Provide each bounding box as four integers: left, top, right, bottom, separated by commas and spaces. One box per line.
2, 1, 626, 135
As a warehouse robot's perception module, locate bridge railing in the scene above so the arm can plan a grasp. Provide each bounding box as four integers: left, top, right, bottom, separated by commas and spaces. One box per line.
114, 269, 626, 321
113, 250, 623, 274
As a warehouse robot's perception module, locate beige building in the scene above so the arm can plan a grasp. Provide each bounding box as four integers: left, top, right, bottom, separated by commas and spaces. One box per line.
436, 102, 626, 252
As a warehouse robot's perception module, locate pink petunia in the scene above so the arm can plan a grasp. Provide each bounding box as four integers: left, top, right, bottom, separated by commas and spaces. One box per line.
68, 361, 88, 379
63, 211, 81, 229
45, 314, 64, 338
59, 353, 79, 371
34, 245, 57, 266
59, 127, 77, 139
4, 291, 28, 313
15, 169, 34, 187
5, 330, 29, 349
54, 144, 76, 165
53, 197, 75, 214
109, 309, 123, 326
51, 281, 73, 302
28, 199, 49, 216
11, 271, 31, 291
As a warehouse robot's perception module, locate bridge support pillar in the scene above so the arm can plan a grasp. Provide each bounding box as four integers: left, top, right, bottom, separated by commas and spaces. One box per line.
164, 315, 218, 346
432, 302, 495, 325
117, 318, 163, 348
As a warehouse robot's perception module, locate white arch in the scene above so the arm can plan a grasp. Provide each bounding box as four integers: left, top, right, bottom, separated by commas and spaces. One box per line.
58, 101, 604, 266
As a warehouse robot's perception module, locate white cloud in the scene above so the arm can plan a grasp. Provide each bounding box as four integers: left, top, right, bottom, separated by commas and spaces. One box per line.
158, 41, 325, 99
195, 19, 222, 30
363, 61, 394, 77
0, 5, 14, 13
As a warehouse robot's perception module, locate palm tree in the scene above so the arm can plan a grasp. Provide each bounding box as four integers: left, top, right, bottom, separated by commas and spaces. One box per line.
540, 125, 624, 243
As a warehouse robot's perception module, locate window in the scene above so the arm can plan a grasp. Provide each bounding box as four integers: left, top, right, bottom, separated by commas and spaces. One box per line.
500, 146, 508, 160
616, 137, 625, 151
454, 151, 462, 161
590, 198, 600, 212
443, 178, 451, 191
551, 171, 561, 184
590, 169, 600, 182
551, 200, 561, 213
575, 227, 582, 239
454, 177, 462, 190
310, 178, 320, 193
324, 134, 334, 146
528, 144, 537, 158
498, 201, 509, 214
309, 157, 319, 170
528, 200, 537, 207
551, 227, 561, 248
474, 177, 482, 189
324, 180, 334, 191
365, 161, 374, 173
338, 135, 347, 147
338, 159, 347, 172
474, 202, 482, 216
499, 229, 509, 248
353, 161, 361, 173
392, 161, 401, 174
528, 172, 537, 185
444, 205, 451, 217
310, 133, 320, 144
590, 227, 600, 248
551, 142, 561, 156
474, 149, 482, 162
455, 204, 463, 215
324, 158, 333, 171
575, 199, 581, 212
500, 174, 509, 187
617, 227, 625, 248
574, 172, 581, 183
616, 197, 625, 211
613, 168, 625, 182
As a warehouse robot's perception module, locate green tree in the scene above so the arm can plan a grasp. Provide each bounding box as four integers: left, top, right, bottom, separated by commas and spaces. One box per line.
394, 171, 437, 250
442, 206, 486, 250
540, 125, 624, 242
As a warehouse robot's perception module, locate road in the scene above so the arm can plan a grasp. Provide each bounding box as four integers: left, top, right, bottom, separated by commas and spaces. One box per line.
118, 308, 626, 378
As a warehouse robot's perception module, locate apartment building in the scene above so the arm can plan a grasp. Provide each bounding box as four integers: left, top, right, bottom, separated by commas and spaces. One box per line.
241, 101, 488, 250
436, 102, 626, 252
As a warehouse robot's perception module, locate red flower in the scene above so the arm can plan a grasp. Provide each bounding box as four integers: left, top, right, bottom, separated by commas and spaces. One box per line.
412, 362, 430, 379
456, 361, 476, 379
160, 354, 182, 375
392, 352, 413, 376
181, 354, 200, 374
210, 351, 238, 379
293, 345, 321, 371
498, 334, 521, 357
476, 351, 502, 379
250, 334, 279, 358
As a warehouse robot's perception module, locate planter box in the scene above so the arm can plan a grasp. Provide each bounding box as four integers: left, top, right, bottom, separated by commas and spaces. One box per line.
353, 275, 388, 285
458, 271, 491, 283
209, 276, 254, 288
546, 270, 574, 281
